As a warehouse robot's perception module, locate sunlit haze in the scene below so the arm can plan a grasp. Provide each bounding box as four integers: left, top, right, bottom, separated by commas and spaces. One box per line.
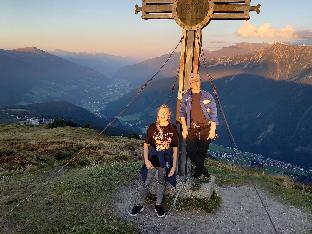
0, 0, 311, 58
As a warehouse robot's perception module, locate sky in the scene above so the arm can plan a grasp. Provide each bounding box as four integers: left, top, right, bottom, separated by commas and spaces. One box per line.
0, 0, 311, 58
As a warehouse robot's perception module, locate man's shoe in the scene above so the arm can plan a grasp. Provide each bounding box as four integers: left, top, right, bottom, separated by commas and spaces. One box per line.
191, 177, 202, 191
129, 205, 144, 216
154, 204, 165, 218
201, 174, 211, 183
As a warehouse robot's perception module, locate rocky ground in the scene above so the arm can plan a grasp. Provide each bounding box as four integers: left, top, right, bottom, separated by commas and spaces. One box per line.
114, 181, 312, 234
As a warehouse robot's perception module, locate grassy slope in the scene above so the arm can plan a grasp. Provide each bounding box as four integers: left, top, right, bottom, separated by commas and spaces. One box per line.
0, 125, 142, 233
0, 124, 311, 233
1, 162, 140, 233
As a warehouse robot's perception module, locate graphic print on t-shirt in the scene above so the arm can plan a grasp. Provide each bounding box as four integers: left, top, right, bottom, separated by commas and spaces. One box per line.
145, 123, 178, 152
153, 129, 173, 151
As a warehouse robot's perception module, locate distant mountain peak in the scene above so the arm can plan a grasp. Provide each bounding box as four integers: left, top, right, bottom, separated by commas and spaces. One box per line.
206, 43, 312, 83
14, 47, 48, 55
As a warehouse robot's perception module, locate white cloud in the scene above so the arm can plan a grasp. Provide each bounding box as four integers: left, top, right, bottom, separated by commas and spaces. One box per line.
237, 22, 297, 40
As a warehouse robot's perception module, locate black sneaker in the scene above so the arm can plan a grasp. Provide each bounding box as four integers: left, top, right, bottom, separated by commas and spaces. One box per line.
154, 205, 165, 218
201, 173, 211, 183
191, 177, 202, 191
129, 205, 144, 216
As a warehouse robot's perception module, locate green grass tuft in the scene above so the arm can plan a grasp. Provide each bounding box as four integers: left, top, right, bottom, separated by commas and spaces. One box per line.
146, 191, 221, 213
1, 161, 141, 233
206, 158, 312, 213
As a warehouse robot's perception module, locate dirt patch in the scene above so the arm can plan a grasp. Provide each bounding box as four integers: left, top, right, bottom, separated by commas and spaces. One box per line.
113, 181, 312, 233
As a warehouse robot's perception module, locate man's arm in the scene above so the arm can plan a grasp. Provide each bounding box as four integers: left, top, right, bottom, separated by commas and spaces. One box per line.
181, 117, 188, 140
208, 121, 217, 140
144, 143, 154, 169
179, 94, 188, 140
179, 95, 187, 118
205, 92, 218, 139
208, 93, 219, 125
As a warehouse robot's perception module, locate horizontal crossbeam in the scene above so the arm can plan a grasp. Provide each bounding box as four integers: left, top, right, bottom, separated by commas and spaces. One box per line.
211, 13, 249, 19
212, 0, 246, 3
143, 0, 175, 3
135, 0, 260, 21
140, 4, 173, 13
142, 13, 174, 19
214, 4, 249, 12
211, 2, 260, 19
135, 0, 174, 19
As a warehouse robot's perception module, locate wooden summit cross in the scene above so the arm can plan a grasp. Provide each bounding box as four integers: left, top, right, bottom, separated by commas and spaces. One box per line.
135, 0, 260, 176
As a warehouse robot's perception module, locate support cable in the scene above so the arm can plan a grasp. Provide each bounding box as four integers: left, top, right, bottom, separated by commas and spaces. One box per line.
7, 38, 183, 215
200, 50, 278, 234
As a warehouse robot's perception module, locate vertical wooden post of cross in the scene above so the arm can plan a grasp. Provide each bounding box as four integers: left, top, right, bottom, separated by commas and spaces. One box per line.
135, 0, 261, 177
174, 28, 204, 176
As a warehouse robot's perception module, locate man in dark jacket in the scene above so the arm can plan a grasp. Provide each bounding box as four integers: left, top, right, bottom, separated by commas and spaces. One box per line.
180, 73, 218, 181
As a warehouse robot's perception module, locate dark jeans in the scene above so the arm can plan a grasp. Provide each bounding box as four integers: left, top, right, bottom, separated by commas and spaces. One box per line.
186, 126, 211, 178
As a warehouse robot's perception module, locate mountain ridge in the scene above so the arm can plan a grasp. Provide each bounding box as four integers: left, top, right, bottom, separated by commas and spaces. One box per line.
13, 47, 49, 55
114, 43, 312, 86
205, 43, 312, 84
0, 48, 112, 111
52, 49, 140, 78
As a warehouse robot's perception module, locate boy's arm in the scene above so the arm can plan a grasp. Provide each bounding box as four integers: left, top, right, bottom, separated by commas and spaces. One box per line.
143, 143, 149, 163
168, 146, 178, 177
172, 147, 178, 170
144, 143, 154, 169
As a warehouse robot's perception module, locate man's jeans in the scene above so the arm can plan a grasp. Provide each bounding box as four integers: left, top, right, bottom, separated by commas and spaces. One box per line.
186, 126, 211, 178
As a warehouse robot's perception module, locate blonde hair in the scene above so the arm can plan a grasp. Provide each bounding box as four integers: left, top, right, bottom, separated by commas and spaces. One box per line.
156, 104, 171, 129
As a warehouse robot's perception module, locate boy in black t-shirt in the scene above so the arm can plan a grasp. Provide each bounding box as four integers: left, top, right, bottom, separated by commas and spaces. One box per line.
129, 105, 178, 218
